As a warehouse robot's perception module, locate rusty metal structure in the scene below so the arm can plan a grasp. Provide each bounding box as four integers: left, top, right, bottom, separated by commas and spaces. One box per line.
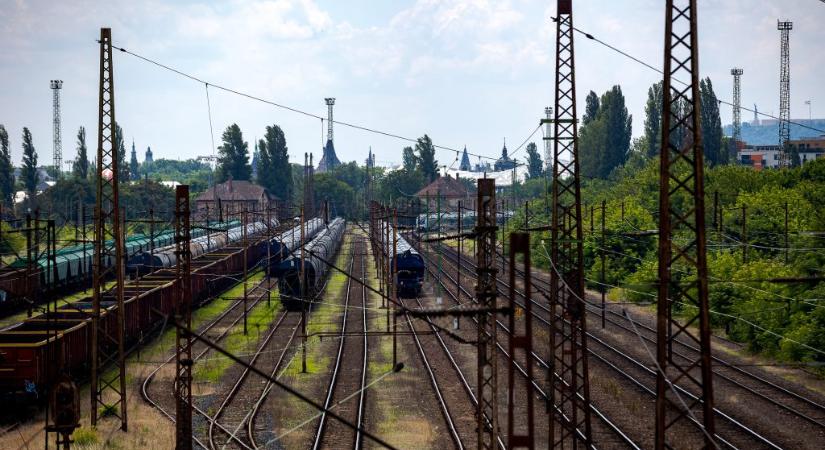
777, 20, 793, 165
475, 178, 499, 450
90, 27, 128, 430
657, 1, 716, 448
730, 68, 743, 144
549, 0, 592, 446
508, 233, 534, 449
174, 185, 193, 450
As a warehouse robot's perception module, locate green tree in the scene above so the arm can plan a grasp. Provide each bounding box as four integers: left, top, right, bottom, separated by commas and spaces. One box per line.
216, 124, 251, 182
415, 134, 438, 182
72, 126, 89, 179
700, 77, 725, 165
21, 127, 38, 193
643, 81, 663, 158
0, 125, 14, 204
402, 146, 417, 172
583, 90, 600, 125
115, 123, 129, 181
580, 86, 632, 179
258, 124, 292, 202
525, 142, 543, 179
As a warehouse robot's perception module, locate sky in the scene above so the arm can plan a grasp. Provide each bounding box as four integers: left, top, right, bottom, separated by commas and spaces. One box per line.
1, 0, 824, 171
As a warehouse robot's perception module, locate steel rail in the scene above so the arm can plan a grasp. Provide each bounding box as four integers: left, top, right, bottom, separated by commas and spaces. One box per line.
141, 279, 269, 449
312, 242, 359, 449
436, 242, 782, 450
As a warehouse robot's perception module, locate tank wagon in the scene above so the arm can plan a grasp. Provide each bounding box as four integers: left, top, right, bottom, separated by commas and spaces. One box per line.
379, 221, 425, 297
277, 218, 346, 309
126, 220, 275, 274
0, 219, 282, 399
267, 218, 325, 276
0, 221, 240, 312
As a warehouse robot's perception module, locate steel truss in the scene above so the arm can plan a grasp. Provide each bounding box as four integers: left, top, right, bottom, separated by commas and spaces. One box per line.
549, 1, 592, 447
90, 27, 127, 431
657, 1, 716, 448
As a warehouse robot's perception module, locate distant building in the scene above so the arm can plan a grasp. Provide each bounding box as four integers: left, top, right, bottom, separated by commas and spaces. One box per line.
737, 135, 825, 170
787, 135, 825, 164
317, 139, 341, 173
493, 139, 516, 171
145, 146, 153, 164
459, 146, 472, 171
415, 174, 471, 209
738, 144, 781, 170
195, 179, 277, 215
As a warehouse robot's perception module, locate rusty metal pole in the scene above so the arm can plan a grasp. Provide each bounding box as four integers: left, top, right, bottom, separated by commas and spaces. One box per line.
266, 207, 272, 307
174, 185, 193, 450
90, 27, 127, 431
549, 1, 592, 446
392, 209, 398, 367
657, 1, 716, 448
300, 207, 307, 373
741, 205, 748, 264
385, 210, 390, 331
242, 208, 248, 335
508, 232, 535, 449
600, 200, 606, 329
25, 213, 32, 318
784, 201, 789, 264
475, 178, 499, 450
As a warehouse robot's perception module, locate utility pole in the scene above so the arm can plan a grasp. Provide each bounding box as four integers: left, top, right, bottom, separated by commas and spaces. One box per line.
549, 1, 592, 446
657, 2, 715, 448
50, 80, 63, 180
730, 68, 743, 144
475, 178, 499, 450
174, 186, 193, 450
508, 232, 534, 449
777, 20, 793, 166
90, 27, 127, 431
242, 208, 248, 336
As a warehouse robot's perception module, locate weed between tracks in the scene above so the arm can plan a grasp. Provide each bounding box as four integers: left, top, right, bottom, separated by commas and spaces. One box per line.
195, 274, 280, 383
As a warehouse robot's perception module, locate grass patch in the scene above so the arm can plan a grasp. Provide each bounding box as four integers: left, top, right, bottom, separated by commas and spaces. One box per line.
194, 295, 281, 383
138, 269, 266, 362
71, 426, 99, 446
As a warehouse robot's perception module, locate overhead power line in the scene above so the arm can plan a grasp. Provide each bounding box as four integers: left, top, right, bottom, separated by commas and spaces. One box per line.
552, 17, 825, 135
109, 42, 534, 165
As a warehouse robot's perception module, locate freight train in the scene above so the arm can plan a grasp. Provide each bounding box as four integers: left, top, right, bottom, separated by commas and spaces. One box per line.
267, 217, 325, 276
0, 218, 320, 398
126, 220, 276, 274
378, 221, 425, 297
0, 221, 240, 312
277, 218, 346, 310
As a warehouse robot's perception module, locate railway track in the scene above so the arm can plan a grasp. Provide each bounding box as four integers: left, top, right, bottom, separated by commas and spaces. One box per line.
416, 245, 624, 449
141, 276, 271, 449
487, 244, 825, 445
312, 236, 366, 449
434, 240, 808, 449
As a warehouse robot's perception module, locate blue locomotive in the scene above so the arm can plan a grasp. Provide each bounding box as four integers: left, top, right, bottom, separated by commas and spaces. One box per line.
380, 221, 425, 297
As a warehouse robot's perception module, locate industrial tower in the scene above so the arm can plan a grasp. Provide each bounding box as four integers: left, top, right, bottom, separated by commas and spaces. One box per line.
731, 68, 743, 143
317, 97, 341, 172
778, 20, 793, 166
50, 80, 63, 179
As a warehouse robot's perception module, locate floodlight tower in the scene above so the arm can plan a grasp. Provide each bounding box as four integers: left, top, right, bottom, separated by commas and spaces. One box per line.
325, 98, 335, 143
730, 68, 743, 143
777, 20, 793, 166
50, 80, 63, 179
